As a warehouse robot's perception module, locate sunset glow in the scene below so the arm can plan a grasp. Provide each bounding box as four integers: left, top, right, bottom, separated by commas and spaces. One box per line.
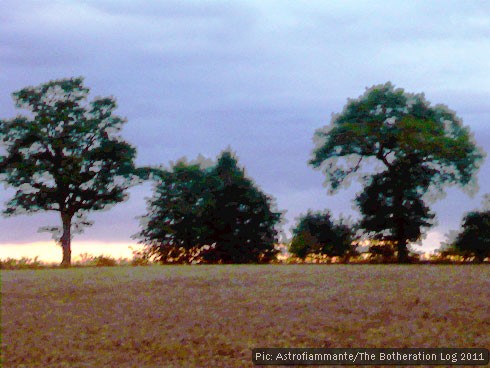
0, 241, 142, 263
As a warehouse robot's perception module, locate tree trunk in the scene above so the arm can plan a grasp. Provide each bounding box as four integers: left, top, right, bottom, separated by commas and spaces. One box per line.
60, 212, 72, 267
397, 238, 410, 263
393, 186, 410, 263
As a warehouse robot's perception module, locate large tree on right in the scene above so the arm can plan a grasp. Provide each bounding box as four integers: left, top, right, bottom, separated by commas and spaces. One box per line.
310, 83, 484, 262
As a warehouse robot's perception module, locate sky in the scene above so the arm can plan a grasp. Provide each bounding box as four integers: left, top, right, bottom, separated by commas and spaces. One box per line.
1, 0, 489, 262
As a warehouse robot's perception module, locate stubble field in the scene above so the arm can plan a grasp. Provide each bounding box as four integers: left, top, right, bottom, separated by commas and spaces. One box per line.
1, 265, 489, 367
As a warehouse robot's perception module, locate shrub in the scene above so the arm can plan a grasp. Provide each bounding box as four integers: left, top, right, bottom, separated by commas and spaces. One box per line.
0, 256, 44, 270
73, 253, 117, 267
93, 255, 117, 267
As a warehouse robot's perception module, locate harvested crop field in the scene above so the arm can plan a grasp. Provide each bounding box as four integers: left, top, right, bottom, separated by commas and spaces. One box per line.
2, 265, 489, 367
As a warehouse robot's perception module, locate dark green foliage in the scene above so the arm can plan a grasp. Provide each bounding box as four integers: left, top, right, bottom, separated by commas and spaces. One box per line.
136, 161, 216, 263
136, 151, 282, 264
367, 244, 396, 262
310, 83, 484, 262
202, 152, 282, 263
453, 209, 490, 262
356, 155, 435, 260
290, 210, 355, 260
0, 77, 141, 266
289, 232, 315, 259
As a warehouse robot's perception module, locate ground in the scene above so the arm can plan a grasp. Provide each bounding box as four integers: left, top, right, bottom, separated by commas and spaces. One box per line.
1, 265, 489, 367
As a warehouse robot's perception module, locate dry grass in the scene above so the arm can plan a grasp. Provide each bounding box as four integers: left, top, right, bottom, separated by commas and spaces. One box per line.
1, 265, 489, 367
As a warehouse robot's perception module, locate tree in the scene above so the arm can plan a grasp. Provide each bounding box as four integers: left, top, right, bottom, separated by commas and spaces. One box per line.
355, 155, 435, 261
310, 83, 484, 262
290, 210, 355, 261
136, 151, 282, 263
0, 77, 142, 266
452, 209, 490, 262
135, 160, 217, 263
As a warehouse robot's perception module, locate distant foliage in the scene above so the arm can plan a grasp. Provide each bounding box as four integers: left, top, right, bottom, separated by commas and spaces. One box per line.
93, 255, 118, 267
0, 253, 154, 269
129, 247, 152, 266
289, 210, 356, 261
73, 253, 117, 266
364, 242, 420, 263
0, 256, 43, 270
135, 151, 282, 264
368, 243, 396, 262
452, 209, 490, 262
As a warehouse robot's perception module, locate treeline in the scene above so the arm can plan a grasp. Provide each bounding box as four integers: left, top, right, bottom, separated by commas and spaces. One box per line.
1, 244, 488, 270
0, 78, 488, 266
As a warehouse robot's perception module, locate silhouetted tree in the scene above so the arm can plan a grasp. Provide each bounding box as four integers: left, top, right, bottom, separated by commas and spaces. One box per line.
290, 210, 355, 261
0, 77, 142, 266
453, 209, 490, 262
135, 161, 217, 263
356, 155, 435, 261
202, 152, 282, 263
136, 151, 282, 263
310, 83, 484, 262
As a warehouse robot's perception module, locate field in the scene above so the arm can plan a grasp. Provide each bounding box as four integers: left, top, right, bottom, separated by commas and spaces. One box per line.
2, 265, 489, 367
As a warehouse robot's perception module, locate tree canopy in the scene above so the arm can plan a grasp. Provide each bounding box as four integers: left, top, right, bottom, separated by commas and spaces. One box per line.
310, 83, 484, 262
135, 151, 282, 263
0, 77, 142, 266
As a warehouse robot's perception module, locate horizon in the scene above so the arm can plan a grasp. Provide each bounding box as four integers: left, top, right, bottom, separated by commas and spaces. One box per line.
0, 231, 451, 263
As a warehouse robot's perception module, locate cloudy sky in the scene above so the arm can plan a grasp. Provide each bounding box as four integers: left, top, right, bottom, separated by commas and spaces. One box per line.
1, 0, 489, 261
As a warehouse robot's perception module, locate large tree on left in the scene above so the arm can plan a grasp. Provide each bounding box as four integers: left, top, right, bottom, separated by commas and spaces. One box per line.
0, 77, 141, 266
